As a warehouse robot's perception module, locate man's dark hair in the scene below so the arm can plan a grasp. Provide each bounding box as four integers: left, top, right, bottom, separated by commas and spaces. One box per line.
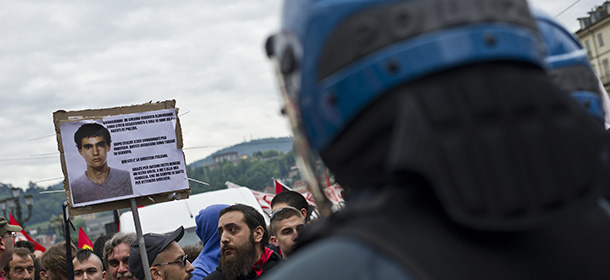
34, 257, 42, 280
75, 248, 92, 263
93, 233, 114, 271
269, 206, 304, 236
74, 123, 111, 149
182, 245, 202, 264
15, 240, 36, 253
219, 204, 270, 250
270, 191, 309, 221
74, 248, 103, 270
4, 247, 35, 274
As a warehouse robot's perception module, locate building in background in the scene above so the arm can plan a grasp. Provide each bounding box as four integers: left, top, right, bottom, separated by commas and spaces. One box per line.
213, 151, 240, 165
85, 214, 116, 239
576, 1, 610, 91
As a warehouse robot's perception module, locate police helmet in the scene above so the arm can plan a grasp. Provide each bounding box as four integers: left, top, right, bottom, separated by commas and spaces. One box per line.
267, 0, 609, 230
534, 9, 606, 123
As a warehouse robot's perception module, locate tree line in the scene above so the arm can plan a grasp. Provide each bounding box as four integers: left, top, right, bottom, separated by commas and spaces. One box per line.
0, 148, 297, 234
1, 149, 297, 225
187, 149, 298, 193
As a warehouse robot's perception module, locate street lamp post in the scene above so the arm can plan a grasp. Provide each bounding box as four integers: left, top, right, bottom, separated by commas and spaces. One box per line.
0, 200, 6, 217
49, 216, 65, 243
4, 187, 34, 227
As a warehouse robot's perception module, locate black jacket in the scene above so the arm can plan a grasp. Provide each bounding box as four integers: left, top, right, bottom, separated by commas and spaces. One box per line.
203, 250, 282, 280
264, 185, 610, 280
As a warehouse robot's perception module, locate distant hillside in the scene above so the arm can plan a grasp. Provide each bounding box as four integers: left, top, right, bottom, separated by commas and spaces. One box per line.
188, 137, 293, 168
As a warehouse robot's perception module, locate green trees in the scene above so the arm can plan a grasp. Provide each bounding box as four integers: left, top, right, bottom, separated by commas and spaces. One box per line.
0, 182, 64, 231
0, 148, 297, 236
187, 149, 297, 193
26, 183, 65, 227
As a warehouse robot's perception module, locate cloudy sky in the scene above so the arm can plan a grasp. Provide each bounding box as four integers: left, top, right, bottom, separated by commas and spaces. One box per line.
0, 0, 603, 189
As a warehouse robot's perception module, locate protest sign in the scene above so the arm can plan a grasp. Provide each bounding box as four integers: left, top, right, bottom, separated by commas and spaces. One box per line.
54, 100, 190, 215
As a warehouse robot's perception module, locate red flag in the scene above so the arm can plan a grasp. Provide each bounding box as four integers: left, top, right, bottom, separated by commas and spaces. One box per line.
274, 179, 292, 194
226, 181, 274, 215
78, 227, 93, 250
9, 213, 46, 252
250, 189, 274, 215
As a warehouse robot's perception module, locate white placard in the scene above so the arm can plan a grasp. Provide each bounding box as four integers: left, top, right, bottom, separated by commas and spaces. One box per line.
60, 108, 188, 207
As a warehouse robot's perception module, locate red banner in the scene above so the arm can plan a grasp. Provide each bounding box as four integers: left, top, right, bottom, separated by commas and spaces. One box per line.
78, 226, 93, 250
9, 214, 46, 252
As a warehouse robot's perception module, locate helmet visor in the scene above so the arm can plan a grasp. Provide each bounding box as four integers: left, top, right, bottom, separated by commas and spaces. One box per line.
266, 33, 345, 217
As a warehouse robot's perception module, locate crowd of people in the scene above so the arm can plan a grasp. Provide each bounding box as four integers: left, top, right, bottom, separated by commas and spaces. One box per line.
0, 190, 310, 280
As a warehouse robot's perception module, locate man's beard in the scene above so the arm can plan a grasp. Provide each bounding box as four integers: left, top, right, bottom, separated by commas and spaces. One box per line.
163, 270, 193, 280
219, 234, 258, 280
115, 270, 134, 280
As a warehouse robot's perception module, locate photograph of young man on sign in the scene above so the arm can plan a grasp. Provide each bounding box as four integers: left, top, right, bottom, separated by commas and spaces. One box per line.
70, 122, 133, 204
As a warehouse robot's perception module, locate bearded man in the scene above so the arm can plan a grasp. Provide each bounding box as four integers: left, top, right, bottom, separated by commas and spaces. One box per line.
204, 204, 281, 280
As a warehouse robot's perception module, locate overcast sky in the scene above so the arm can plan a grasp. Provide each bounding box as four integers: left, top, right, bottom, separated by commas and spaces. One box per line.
0, 0, 603, 190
